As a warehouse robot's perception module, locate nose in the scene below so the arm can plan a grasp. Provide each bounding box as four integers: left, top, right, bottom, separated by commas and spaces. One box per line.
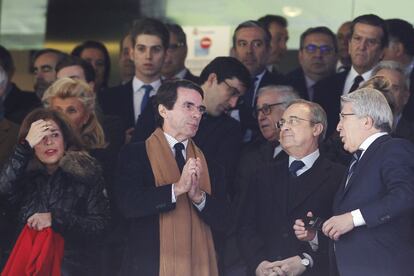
145, 48, 152, 59
43, 136, 53, 145
336, 120, 342, 132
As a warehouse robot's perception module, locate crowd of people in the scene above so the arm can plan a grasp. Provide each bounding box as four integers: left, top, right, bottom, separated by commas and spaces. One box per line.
1, 12, 414, 276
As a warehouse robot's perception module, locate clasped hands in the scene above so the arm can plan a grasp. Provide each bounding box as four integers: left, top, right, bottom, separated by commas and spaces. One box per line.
256, 256, 306, 276
174, 157, 204, 204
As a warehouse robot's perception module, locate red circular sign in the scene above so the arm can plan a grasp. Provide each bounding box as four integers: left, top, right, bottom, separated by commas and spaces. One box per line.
200, 37, 212, 49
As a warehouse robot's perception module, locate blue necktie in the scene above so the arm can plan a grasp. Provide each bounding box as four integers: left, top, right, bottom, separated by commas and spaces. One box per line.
141, 85, 153, 113
289, 160, 305, 177
345, 149, 363, 187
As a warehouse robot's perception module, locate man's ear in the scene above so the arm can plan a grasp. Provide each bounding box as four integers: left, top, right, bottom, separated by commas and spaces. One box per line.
313, 123, 323, 137
206, 73, 218, 87
158, 104, 167, 119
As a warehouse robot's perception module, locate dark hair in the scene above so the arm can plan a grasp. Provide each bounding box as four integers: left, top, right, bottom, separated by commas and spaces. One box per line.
31, 48, 65, 70
55, 54, 96, 83
18, 108, 84, 151
165, 23, 187, 46
232, 20, 271, 48
351, 14, 388, 49
386, 19, 414, 56
156, 80, 204, 126
299, 26, 338, 53
71, 40, 111, 88
199, 56, 251, 90
130, 17, 170, 50
257, 15, 288, 29
0, 45, 14, 76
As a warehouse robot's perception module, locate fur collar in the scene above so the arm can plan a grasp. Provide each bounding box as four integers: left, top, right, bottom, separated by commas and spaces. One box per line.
27, 150, 101, 181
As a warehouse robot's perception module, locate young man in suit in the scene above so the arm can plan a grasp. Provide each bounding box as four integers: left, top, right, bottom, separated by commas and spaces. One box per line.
319, 88, 414, 276
100, 17, 169, 134
314, 14, 388, 137
114, 80, 232, 275
238, 100, 345, 276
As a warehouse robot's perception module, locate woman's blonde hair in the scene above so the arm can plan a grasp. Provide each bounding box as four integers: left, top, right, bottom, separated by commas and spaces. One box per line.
42, 77, 106, 149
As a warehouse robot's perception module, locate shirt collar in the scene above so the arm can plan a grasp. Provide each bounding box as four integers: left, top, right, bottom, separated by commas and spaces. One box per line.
349, 66, 373, 83
288, 149, 320, 174
358, 132, 387, 158
163, 131, 189, 152
132, 76, 162, 92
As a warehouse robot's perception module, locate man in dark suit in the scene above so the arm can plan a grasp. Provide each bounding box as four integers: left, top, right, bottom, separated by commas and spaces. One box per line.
320, 88, 414, 276
238, 100, 345, 276
286, 26, 338, 101
99, 18, 169, 134
314, 14, 388, 137
161, 23, 199, 84
114, 80, 232, 275
0, 45, 40, 124
232, 20, 286, 142
132, 56, 251, 197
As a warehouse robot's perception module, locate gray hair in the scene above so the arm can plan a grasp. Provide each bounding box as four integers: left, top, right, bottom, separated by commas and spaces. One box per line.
372, 60, 410, 90
286, 99, 328, 142
341, 88, 393, 132
257, 85, 300, 109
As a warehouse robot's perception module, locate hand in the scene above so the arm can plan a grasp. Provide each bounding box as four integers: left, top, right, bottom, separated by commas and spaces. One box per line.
174, 158, 197, 197
271, 256, 306, 276
25, 120, 52, 148
188, 158, 204, 203
124, 127, 135, 144
256, 260, 275, 276
322, 212, 354, 240
27, 212, 52, 231
293, 211, 316, 241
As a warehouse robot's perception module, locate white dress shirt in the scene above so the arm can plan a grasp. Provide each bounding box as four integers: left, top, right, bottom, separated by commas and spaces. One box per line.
342, 67, 373, 95
132, 77, 161, 121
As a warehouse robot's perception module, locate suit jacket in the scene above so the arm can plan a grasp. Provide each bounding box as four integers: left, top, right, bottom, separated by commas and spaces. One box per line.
237, 155, 345, 276
393, 115, 414, 144
4, 83, 40, 124
239, 70, 286, 142
183, 69, 200, 84
131, 97, 243, 192
99, 81, 135, 131
313, 70, 349, 137
285, 67, 310, 100
114, 142, 233, 275
332, 135, 414, 276
402, 69, 414, 121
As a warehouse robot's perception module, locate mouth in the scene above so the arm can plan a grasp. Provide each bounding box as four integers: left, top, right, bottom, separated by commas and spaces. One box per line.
44, 149, 57, 156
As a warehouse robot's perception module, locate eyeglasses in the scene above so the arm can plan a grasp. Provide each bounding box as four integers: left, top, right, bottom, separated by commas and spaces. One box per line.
303, 44, 334, 55
223, 80, 242, 98
182, 101, 206, 115
277, 116, 318, 128
168, 42, 185, 51
253, 102, 286, 117
339, 112, 356, 120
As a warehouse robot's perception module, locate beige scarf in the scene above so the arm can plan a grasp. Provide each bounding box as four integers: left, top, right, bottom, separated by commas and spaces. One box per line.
146, 128, 218, 276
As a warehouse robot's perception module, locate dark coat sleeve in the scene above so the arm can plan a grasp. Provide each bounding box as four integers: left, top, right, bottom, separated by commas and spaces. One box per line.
114, 142, 175, 219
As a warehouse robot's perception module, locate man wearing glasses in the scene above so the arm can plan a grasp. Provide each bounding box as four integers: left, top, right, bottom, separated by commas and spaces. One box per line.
238, 99, 344, 276
286, 26, 338, 101
161, 23, 199, 84
314, 14, 388, 137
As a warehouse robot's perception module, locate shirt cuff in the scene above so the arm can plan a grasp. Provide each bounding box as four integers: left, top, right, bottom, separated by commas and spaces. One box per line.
302, 252, 314, 268
351, 209, 366, 227
192, 191, 206, 211
308, 232, 319, 251
171, 184, 176, 203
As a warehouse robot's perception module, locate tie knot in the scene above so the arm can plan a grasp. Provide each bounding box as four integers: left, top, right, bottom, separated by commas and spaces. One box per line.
141, 85, 153, 93
289, 160, 305, 177
354, 75, 364, 85
353, 149, 363, 161
174, 142, 185, 152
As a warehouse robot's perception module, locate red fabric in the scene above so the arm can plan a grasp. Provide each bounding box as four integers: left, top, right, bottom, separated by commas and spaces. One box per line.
2, 225, 64, 276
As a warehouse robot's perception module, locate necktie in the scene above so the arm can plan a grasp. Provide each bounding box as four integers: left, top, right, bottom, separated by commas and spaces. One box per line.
289, 160, 305, 177
349, 75, 364, 93
141, 85, 153, 113
174, 142, 185, 173
345, 149, 363, 187
244, 77, 258, 108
